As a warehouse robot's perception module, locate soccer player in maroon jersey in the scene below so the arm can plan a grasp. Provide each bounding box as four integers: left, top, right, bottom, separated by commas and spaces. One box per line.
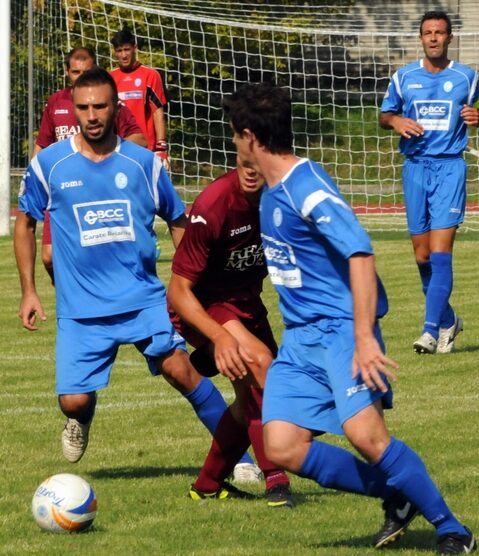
110, 28, 170, 168
168, 158, 293, 507
33, 46, 147, 283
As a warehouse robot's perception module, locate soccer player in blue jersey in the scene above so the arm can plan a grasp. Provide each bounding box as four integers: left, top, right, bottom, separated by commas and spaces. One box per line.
222, 81, 476, 554
379, 11, 479, 354
13, 68, 252, 489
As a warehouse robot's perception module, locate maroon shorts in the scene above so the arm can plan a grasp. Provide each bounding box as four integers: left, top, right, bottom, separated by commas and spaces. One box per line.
42, 211, 52, 245
170, 297, 277, 355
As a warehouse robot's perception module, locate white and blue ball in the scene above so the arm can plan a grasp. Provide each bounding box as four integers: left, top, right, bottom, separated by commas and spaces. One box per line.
32, 473, 97, 533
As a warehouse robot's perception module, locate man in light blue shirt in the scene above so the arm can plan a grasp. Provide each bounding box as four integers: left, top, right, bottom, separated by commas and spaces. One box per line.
380, 10, 479, 354
14, 68, 247, 492
222, 81, 476, 554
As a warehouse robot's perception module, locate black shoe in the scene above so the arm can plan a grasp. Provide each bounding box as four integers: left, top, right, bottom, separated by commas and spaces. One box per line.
373, 494, 418, 548
437, 527, 476, 554
266, 483, 294, 508
189, 481, 256, 500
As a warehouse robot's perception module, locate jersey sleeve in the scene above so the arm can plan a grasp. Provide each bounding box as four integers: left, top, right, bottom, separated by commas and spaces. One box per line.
172, 196, 221, 284
380, 71, 403, 114
115, 103, 143, 138
36, 99, 56, 148
146, 69, 167, 111
299, 170, 373, 259
17, 157, 49, 220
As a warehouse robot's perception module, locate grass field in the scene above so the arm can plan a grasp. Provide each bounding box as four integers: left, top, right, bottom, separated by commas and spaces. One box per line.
1, 226, 478, 555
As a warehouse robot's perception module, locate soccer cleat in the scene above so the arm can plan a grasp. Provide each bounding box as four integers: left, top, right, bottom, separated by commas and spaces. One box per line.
413, 332, 437, 354
437, 527, 476, 554
437, 315, 463, 354
372, 495, 418, 548
266, 483, 294, 509
188, 481, 256, 500
233, 462, 263, 483
61, 418, 91, 463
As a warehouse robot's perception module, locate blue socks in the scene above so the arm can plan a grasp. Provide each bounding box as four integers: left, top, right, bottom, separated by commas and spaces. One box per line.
298, 440, 393, 499
422, 253, 455, 337
183, 377, 254, 465
376, 438, 467, 536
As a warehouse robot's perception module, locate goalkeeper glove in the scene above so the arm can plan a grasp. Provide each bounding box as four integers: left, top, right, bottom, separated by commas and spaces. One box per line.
155, 140, 170, 170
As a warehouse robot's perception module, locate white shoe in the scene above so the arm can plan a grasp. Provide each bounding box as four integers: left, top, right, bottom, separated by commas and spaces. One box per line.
437, 315, 463, 354
232, 462, 263, 483
413, 332, 437, 354
62, 418, 91, 463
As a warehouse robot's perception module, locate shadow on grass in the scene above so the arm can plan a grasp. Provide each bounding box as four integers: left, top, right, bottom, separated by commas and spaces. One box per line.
311, 528, 437, 552
88, 466, 201, 479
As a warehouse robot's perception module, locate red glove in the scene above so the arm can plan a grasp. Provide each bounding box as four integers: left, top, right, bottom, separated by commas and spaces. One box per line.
155, 141, 170, 170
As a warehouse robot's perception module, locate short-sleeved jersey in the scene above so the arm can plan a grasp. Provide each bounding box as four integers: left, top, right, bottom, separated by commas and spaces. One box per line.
110, 64, 167, 151
19, 137, 185, 319
260, 158, 388, 327
380, 59, 479, 157
172, 168, 266, 305
36, 87, 143, 148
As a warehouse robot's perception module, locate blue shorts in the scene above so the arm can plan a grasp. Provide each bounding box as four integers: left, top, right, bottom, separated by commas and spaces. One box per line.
56, 305, 186, 395
262, 318, 393, 435
403, 156, 466, 235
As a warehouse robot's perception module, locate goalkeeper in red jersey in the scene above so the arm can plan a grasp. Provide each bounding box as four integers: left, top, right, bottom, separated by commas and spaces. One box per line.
168, 158, 293, 507
110, 27, 170, 169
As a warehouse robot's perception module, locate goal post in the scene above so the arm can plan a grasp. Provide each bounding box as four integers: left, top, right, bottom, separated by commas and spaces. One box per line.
10, 0, 479, 232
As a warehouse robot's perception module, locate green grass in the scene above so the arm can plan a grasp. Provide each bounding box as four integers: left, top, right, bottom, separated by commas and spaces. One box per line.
1, 225, 478, 555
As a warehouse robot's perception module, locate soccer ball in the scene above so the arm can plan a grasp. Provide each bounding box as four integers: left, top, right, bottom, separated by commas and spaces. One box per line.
31, 473, 97, 533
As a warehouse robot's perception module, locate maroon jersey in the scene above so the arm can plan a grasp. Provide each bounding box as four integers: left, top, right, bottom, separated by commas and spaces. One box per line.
172, 169, 266, 305
36, 87, 142, 148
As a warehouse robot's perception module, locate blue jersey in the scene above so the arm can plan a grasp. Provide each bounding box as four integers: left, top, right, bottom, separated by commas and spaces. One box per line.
380, 59, 479, 157
260, 159, 388, 327
19, 137, 185, 319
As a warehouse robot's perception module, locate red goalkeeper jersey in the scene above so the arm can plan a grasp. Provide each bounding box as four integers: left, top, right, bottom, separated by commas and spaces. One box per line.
36, 87, 142, 148
110, 63, 167, 150
172, 169, 267, 305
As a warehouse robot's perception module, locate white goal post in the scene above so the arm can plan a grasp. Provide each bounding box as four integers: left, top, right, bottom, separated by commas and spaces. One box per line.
10, 0, 479, 232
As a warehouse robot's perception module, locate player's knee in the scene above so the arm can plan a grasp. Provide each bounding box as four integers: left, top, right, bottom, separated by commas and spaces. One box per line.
346, 431, 389, 463
160, 350, 201, 394
263, 431, 293, 469
58, 393, 95, 420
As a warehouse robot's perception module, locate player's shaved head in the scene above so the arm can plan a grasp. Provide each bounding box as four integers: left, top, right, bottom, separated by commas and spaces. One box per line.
66, 47, 96, 70
222, 82, 293, 155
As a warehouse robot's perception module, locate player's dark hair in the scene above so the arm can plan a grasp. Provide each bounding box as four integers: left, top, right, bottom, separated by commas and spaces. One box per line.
73, 66, 119, 104
66, 47, 96, 69
111, 27, 136, 48
420, 11, 452, 35
222, 82, 293, 155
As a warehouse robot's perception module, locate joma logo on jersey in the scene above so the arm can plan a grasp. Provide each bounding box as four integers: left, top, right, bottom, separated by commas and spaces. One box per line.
346, 383, 369, 397
61, 179, 84, 189
230, 224, 252, 237
84, 208, 124, 225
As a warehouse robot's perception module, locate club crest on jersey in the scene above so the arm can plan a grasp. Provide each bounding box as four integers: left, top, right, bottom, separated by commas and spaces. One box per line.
414, 100, 452, 131
443, 81, 453, 93
115, 172, 128, 189
73, 199, 135, 246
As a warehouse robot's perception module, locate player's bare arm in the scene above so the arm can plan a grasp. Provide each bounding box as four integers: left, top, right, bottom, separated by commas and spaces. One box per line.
460, 104, 479, 127
13, 212, 47, 330
167, 272, 250, 380
349, 253, 398, 392
167, 214, 188, 248
379, 112, 424, 139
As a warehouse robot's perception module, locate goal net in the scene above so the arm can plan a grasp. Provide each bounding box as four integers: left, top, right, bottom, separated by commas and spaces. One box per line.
11, 0, 479, 231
